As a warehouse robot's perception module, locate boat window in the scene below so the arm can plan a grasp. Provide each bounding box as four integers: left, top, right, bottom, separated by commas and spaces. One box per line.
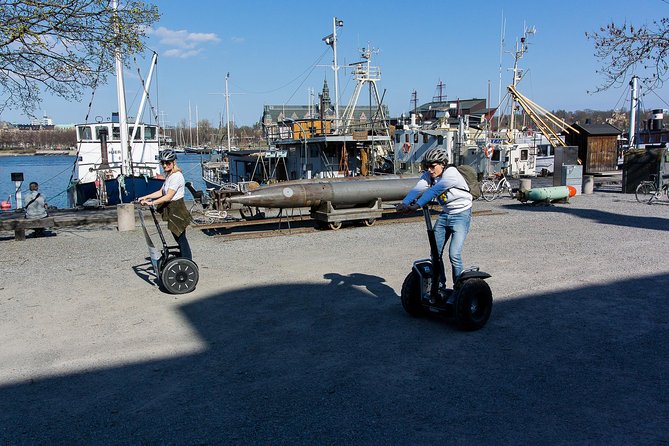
437, 135, 444, 146
537, 144, 551, 156
145, 126, 157, 140
112, 125, 120, 140
94, 125, 108, 140
78, 126, 92, 140
520, 149, 529, 160
405, 134, 409, 143
492, 149, 501, 162
128, 127, 142, 140
413, 133, 419, 144
423, 133, 429, 144
396, 134, 401, 143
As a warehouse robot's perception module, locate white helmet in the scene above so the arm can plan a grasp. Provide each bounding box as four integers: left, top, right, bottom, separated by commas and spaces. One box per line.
421, 148, 448, 169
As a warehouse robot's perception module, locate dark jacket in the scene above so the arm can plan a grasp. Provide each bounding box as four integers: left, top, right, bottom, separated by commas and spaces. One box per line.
159, 198, 191, 236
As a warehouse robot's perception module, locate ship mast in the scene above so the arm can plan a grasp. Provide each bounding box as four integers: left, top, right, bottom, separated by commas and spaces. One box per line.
508, 24, 535, 143
112, 0, 130, 175
225, 73, 232, 151
322, 17, 344, 133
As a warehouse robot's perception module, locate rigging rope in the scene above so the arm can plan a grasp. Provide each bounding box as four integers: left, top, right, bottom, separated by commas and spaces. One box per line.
230, 48, 330, 96
67, 59, 106, 188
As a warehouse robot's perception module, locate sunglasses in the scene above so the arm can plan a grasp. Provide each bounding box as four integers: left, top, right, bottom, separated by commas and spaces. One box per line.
422, 163, 440, 170
160, 161, 173, 166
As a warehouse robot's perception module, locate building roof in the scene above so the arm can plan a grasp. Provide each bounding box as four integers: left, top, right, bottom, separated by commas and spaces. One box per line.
571, 123, 621, 135
411, 98, 487, 115
262, 104, 390, 125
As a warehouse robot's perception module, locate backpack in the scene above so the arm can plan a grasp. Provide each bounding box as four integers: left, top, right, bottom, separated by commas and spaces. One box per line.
448, 165, 481, 199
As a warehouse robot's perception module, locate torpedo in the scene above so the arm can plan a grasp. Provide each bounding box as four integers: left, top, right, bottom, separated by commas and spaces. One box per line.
224, 177, 420, 209
519, 185, 577, 203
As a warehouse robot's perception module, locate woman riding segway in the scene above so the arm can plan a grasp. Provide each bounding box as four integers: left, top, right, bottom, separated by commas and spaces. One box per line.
139, 149, 193, 260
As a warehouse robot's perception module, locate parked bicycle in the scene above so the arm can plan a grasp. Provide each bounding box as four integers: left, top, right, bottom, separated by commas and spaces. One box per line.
480, 170, 514, 201
635, 174, 669, 204
186, 182, 227, 224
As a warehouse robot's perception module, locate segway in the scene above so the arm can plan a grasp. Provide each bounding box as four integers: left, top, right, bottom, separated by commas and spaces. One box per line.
137, 204, 199, 294
400, 205, 492, 330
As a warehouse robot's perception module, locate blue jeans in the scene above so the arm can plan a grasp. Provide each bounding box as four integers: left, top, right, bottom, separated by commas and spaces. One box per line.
172, 230, 192, 260
434, 208, 471, 284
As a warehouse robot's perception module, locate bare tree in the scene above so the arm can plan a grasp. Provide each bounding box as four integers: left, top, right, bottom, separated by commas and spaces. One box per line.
587, 10, 669, 93
0, 0, 159, 116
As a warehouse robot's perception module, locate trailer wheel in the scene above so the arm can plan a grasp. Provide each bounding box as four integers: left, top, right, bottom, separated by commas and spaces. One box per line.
362, 218, 376, 226
400, 271, 427, 317
455, 278, 492, 331
160, 257, 199, 294
328, 221, 342, 230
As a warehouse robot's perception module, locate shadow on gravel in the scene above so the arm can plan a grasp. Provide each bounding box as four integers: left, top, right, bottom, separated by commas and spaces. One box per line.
132, 259, 157, 287
504, 202, 669, 231
2, 273, 668, 444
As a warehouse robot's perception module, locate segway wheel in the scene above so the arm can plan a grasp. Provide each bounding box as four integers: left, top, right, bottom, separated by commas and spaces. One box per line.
400, 271, 427, 317
160, 257, 199, 294
455, 278, 492, 331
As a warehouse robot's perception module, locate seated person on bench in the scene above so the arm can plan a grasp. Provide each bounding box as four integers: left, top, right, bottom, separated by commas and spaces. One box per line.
24, 181, 49, 237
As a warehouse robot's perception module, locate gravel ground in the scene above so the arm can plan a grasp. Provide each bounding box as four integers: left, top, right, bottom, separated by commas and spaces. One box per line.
0, 187, 668, 444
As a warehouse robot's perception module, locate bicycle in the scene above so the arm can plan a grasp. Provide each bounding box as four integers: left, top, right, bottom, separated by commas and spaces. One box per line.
635, 174, 669, 204
480, 170, 514, 201
186, 182, 228, 224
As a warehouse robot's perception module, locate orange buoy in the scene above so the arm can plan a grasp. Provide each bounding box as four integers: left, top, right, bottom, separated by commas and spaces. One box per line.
567, 185, 577, 197
0, 200, 11, 210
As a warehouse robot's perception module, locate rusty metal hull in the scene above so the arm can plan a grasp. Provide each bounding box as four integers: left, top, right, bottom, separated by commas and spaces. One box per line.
225, 176, 420, 208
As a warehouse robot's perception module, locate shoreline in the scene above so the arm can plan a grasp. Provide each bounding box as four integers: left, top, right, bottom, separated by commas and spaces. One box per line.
0, 149, 76, 157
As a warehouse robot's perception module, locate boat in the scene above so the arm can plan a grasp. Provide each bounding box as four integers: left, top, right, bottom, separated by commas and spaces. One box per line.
69, 113, 163, 206
68, 1, 162, 207
262, 42, 394, 181
392, 97, 488, 176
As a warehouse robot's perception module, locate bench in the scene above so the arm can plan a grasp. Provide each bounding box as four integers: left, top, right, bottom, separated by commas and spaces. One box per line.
0, 209, 119, 241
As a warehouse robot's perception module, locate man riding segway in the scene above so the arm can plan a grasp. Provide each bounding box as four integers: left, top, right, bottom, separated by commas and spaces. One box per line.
396, 148, 492, 330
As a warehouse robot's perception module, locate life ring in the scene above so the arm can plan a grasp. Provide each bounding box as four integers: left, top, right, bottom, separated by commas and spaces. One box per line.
484, 143, 495, 158
402, 142, 411, 153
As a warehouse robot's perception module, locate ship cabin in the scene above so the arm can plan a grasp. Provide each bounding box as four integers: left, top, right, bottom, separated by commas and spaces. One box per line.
74, 117, 161, 184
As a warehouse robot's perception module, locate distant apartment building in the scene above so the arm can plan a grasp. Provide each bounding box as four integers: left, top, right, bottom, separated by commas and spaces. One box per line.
31, 113, 54, 126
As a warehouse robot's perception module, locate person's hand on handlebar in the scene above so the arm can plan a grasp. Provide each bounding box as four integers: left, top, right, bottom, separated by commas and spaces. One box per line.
395, 203, 420, 214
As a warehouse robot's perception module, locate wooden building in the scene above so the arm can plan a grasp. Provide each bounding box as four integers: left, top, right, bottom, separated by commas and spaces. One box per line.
565, 123, 621, 173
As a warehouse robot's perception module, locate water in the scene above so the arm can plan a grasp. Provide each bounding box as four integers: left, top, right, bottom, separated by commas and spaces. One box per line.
0, 153, 209, 209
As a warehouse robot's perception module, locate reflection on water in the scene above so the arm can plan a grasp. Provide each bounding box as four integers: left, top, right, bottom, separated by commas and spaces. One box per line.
0, 153, 207, 209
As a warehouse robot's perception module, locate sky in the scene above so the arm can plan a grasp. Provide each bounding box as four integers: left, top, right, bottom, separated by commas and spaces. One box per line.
3, 0, 669, 127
